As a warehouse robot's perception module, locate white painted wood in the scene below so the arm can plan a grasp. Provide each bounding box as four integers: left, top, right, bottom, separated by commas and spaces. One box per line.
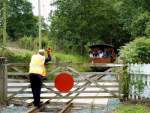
128, 64, 150, 100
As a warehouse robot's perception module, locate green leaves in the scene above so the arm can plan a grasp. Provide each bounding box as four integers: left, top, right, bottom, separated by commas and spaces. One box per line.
6, 0, 38, 40
119, 37, 150, 63
130, 11, 150, 37
115, 0, 150, 38
50, 0, 120, 54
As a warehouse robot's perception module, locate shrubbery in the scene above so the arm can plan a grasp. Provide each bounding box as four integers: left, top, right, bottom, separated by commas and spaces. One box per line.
119, 37, 150, 63
18, 36, 53, 50
0, 48, 32, 63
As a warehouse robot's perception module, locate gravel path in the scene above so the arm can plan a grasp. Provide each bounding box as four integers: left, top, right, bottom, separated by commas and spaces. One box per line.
0, 105, 28, 113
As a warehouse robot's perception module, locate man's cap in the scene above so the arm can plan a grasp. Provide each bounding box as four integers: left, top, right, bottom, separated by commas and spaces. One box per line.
38, 49, 45, 53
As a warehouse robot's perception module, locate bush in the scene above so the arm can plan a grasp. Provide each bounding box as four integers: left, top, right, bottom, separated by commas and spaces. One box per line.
0, 48, 32, 63
130, 11, 150, 37
18, 36, 34, 50
119, 37, 150, 63
18, 36, 54, 50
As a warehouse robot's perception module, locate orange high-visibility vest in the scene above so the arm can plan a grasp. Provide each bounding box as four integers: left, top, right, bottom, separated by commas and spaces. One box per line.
29, 54, 46, 76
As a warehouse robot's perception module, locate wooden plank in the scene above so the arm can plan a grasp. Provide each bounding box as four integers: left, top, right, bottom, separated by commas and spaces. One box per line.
8, 72, 29, 76
8, 83, 30, 87
77, 80, 119, 82
64, 75, 103, 97
7, 84, 30, 100
7, 90, 119, 93
8, 82, 119, 85
11, 95, 120, 99
0, 58, 7, 104
92, 68, 119, 97
10, 67, 23, 72
86, 68, 119, 97
61, 68, 112, 100
42, 84, 63, 97
83, 74, 119, 97
81, 72, 117, 75
44, 82, 119, 86
7, 63, 29, 67
8, 83, 119, 88
89, 63, 125, 67
8, 79, 28, 83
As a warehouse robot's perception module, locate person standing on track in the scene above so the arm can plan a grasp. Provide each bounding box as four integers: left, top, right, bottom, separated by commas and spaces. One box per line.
29, 48, 51, 108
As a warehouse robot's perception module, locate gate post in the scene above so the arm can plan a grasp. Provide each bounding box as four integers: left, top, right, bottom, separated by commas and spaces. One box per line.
0, 57, 7, 104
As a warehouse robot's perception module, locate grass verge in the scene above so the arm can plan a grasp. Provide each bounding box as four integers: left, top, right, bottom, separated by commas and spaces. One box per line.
115, 103, 150, 113
0, 47, 90, 72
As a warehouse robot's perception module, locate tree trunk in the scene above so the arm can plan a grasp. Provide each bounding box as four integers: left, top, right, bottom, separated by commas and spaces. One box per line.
80, 40, 84, 55
3, 0, 7, 47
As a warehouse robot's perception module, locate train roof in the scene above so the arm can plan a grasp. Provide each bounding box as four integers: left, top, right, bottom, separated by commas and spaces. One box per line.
89, 43, 114, 49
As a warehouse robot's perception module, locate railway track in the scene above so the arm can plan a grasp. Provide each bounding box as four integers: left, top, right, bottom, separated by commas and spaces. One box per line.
23, 73, 101, 113
16, 68, 117, 113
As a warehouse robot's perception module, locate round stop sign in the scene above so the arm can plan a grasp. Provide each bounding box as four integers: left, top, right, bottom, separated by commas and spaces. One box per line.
54, 72, 74, 93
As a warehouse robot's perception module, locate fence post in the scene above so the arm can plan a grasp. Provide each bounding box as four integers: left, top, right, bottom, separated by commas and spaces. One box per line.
119, 57, 129, 101
0, 57, 7, 104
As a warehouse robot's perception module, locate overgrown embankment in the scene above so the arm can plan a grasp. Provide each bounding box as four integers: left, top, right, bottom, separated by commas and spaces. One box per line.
0, 47, 90, 72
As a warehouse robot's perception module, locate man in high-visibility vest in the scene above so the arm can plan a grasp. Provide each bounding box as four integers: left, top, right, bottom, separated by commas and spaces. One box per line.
29, 49, 51, 108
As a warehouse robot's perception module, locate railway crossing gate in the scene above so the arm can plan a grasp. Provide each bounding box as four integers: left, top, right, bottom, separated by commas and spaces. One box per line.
0, 57, 125, 112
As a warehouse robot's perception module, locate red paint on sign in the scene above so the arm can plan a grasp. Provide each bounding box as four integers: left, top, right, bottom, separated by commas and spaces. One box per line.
55, 72, 74, 93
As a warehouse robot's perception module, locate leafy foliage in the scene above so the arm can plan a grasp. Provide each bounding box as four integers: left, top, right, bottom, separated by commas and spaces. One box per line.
18, 36, 53, 50
7, 0, 38, 40
0, 1, 3, 42
130, 11, 150, 37
115, 0, 150, 38
50, 0, 122, 54
0, 48, 32, 63
0, 1, 2, 27
130, 79, 145, 96
119, 37, 150, 63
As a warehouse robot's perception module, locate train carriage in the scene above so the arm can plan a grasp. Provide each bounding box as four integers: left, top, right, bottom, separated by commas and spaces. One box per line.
89, 43, 116, 71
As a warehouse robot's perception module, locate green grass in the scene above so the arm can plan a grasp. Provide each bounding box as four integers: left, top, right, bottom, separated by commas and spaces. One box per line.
116, 104, 150, 113
0, 47, 90, 72
0, 47, 32, 63
53, 52, 88, 63
0, 48, 88, 63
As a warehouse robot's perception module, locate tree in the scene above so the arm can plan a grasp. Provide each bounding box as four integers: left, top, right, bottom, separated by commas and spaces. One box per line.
119, 37, 150, 63
3, 0, 7, 47
114, 0, 150, 38
7, 0, 38, 40
130, 11, 150, 37
0, 1, 3, 42
50, 0, 120, 54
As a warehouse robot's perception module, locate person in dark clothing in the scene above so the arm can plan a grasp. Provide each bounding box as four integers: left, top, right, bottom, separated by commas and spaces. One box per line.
29, 49, 51, 108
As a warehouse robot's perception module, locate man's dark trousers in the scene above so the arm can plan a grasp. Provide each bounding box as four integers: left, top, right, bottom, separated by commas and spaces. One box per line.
29, 73, 42, 107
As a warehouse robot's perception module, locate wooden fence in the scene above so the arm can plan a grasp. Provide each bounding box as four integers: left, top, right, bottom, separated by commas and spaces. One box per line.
1, 56, 150, 103
6, 64, 121, 100
0, 57, 7, 104
0, 58, 124, 104
128, 64, 150, 101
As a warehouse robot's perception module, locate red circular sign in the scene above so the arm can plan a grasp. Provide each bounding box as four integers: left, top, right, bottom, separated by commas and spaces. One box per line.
55, 72, 74, 93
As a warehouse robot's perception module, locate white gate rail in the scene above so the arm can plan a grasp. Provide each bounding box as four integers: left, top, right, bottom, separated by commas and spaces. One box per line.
128, 64, 150, 100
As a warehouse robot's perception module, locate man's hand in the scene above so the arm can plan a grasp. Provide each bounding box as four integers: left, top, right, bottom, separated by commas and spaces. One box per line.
47, 48, 52, 54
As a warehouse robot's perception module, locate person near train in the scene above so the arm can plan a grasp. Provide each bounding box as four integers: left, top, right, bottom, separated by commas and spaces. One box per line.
29, 48, 52, 108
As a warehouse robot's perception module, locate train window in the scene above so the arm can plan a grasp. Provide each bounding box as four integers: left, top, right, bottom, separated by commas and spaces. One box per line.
88, 43, 116, 63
